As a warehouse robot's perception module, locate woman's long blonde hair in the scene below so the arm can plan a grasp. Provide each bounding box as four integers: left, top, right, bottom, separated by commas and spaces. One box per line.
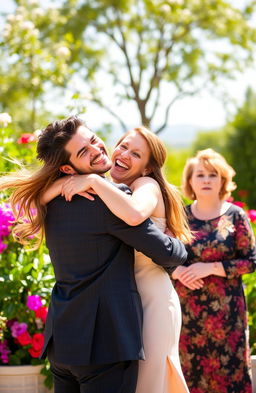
116, 127, 192, 243
0, 116, 84, 248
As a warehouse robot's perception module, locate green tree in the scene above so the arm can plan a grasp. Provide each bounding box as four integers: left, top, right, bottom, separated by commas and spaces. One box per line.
226, 88, 256, 207
0, 0, 74, 133
191, 129, 228, 155
59, 0, 256, 133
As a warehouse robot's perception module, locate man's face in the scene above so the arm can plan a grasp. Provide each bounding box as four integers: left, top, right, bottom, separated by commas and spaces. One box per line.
61, 126, 112, 175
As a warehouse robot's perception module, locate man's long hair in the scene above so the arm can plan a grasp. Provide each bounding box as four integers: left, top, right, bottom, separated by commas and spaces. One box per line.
0, 116, 84, 248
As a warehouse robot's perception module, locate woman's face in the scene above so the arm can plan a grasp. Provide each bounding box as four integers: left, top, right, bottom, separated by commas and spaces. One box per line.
110, 131, 151, 186
189, 161, 223, 200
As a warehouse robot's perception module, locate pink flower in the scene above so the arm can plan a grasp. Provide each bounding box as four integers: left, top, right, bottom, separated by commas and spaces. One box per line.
232, 201, 245, 208
17, 133, 37, 144
248, 209, 256, 223
236, 260, 249, 275
27, 295, 42, 311
11, 321, 27, 338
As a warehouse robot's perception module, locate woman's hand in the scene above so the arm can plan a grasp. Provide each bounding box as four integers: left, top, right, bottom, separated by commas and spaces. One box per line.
172, 266, 204, 290
61, 174, 97, 201
178, 262, 212, 286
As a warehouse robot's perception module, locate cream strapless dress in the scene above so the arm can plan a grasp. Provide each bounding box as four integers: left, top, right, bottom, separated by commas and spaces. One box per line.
134, 216, 189, 393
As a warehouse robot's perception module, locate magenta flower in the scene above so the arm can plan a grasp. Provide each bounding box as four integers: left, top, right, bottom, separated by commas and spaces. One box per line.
0, 204, 15, 238
248, 209, 256, 223
11, 321, 28, 338
27, 295, 42, 311
0, 340, 10, 364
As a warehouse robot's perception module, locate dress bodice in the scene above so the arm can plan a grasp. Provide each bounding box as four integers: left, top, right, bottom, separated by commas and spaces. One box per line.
150, 216, 166, 233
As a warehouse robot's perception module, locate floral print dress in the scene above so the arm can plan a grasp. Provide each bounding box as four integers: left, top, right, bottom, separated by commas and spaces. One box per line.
174, 204, 256, 393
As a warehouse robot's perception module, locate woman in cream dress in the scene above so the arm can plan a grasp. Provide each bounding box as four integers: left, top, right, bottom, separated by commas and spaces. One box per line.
43, 127, 196, 393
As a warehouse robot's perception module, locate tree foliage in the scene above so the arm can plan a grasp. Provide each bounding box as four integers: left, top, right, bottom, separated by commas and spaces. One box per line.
59, 0, 256, 133
1, 0, 256, 134
226, 88, 256, 207
191, 129, 228, 155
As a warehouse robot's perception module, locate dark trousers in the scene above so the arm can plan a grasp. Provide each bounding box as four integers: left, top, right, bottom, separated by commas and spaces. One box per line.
48, 342, 138, 393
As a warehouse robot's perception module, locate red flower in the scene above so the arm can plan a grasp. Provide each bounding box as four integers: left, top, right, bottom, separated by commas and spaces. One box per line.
16, 331, 32, 346
237, 235, 250, 249
17, 133, 37, 144
35, 306, 48, 323
28, 347, 41, 358
31, 333, 44, 352
238, 189, 248, 199
201, 248, 223, 261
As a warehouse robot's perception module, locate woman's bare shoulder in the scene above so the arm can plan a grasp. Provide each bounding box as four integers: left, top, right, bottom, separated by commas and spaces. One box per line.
131, 176, 160, 191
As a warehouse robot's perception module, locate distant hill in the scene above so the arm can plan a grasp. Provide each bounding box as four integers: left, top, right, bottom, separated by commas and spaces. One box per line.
107, 123, 203, 149
159, 124, 203, 148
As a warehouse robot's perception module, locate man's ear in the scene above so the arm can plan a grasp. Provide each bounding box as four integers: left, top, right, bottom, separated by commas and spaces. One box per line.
59, 165, 76, 175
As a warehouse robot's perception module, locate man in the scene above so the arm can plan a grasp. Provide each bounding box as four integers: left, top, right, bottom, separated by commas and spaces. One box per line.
36, 116, 187, 392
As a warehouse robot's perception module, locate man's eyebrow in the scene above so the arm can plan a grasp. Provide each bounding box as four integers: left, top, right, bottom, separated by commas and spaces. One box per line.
76, 135, 96, 158
76, 146, 86, 158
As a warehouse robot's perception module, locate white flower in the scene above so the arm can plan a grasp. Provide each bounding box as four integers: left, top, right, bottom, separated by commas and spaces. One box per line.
33, 129, 42, 138
56, 46, 71, 59
16, 6, 26, 14
15, 15, 23, 22
0, 113, 12, 128
31, 77, 40, 86
80, 93, 93, 100
3, 23, 11, 33
160, 4, 170, 13
20, 21, 35, 31
6, 14, 15, 23
28, 0, 39, 5
32, 8, 44, 18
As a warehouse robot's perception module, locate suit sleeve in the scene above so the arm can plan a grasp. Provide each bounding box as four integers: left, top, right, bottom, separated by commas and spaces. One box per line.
106, 208, 187, 271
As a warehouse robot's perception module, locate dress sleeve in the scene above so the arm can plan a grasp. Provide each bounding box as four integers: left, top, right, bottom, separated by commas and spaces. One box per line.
222, 209, 256, 279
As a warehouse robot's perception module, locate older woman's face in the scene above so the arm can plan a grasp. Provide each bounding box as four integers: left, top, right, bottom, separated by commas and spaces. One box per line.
110, 131, 151, 186
189, 161, 223, 200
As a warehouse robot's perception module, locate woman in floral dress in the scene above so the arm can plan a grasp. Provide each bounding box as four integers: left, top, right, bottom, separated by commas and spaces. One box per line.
172, 148, 256, 393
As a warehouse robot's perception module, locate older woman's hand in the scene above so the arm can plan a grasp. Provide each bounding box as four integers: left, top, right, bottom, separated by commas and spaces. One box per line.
172, 266, 204, 290
178, 262, 214, 286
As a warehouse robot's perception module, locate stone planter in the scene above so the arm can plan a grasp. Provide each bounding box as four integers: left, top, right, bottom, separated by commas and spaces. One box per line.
252, 355, 256, 393
0, 365, 52, 393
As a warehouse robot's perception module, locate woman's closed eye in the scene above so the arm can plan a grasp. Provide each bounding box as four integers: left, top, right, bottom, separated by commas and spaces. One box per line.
132, 151, 141, 158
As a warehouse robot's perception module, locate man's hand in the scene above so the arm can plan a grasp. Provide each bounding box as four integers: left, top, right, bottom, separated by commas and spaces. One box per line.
62, 174, 96, 201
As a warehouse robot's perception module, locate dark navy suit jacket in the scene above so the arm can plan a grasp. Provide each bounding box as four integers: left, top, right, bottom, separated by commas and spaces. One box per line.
41, 185, 187, 365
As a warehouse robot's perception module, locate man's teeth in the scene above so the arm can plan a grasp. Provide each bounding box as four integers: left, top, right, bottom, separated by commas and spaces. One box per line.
93, 154, 104, 164
116, 159, 129, 169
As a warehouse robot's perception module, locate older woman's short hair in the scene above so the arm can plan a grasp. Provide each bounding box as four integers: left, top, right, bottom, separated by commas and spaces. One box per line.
182, 148, 236, 200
